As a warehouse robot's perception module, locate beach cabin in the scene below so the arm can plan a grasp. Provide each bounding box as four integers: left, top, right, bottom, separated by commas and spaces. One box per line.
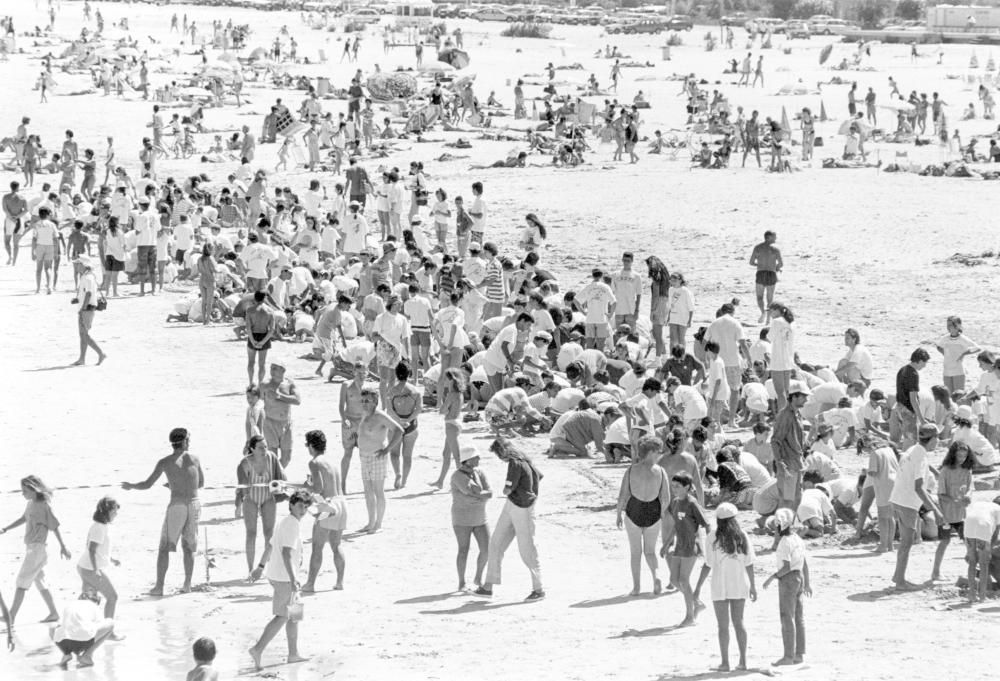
394, 0, 434, 29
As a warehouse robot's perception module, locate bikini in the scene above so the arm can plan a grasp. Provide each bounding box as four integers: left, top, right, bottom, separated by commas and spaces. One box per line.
625, 467, 665, 528
391, 390, 419, 435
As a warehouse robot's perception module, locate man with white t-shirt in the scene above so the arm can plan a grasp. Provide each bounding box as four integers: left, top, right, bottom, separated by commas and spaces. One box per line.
577, 269, 616, 350
889, 424, 943, 591
484, 314, 532, 393
704, 302, 749, 417
248, 491, 311, 671
173, 214, 194, 268
666, 376, 708, 431
468, 181, 486, 245
132, 196, 158, 295
241, 231, 275, 292
31, 206, 60, 294
301, 179, 325, 220
610, 252, 642, 328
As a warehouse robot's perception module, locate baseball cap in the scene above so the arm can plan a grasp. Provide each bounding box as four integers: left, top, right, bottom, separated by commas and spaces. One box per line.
787, 380, 811, 397
715, 502, 738, 520
459, 446, 480, 463
534, 330, 552, 342
956, 405, 975, 421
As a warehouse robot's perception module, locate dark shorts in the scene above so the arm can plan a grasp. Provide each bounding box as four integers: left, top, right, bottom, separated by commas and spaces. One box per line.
137, 245, 156, 274
939, 521, 965, 540
350, 194, 366, 208
849, 103, 857, 116
411, 329, 431, 349
57, 638, 94, 655
104, 255, 124, 272
755, 270, 778, 287
249, 331, 271, 351
175, 248, 186, 265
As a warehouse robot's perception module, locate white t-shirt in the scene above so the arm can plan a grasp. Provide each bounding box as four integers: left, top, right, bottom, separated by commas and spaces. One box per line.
844, 344, 874, 380
857, 401, 884, 428
404, 295, 434, 331
811, 381, 847, 406
705, 315, 745, 368
551, 387, 586, 414
33, 220, 58, 246
938, 333, 977, 377
775, 533, 805, 571
76, 271, 99, 311
673, 385, 708, 422
578, 281, 616, 325
666, 286, 694, 326
823, 407, 857, 447
625, 393, 667, 431
706, 356, 728, 404
964, 501, 1000, 541
741, 382, 769, 412
819, 478, 858, 506
739, 451, 773, 488
174, 222, 194, 251
889, 444, 929, 511
469, 196, 486, 233
264, 515, 303, 583
77, 522, 112, 571
557, 342, 584, 371
619, 370, 646, 398
604, 417, 631, 446
610, 270, 642, 313
749, 339, 771, 366
434, 306, 468, 348
769, 317, 795, 371
797, 488, 833, 523
703, 530, 755, 601
485, 324, 519, 371
976, 372, 1000, 425
241, 243, 275, 279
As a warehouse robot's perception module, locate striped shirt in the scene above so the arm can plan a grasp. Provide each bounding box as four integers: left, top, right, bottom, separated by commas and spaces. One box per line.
484, 258, 504, 303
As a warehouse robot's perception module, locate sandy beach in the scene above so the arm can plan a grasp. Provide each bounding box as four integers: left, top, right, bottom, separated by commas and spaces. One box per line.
2, 1, 1000, 680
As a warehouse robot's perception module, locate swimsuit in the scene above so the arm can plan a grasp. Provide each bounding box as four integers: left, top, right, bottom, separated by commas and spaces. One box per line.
249, 331, 271, 351
625, 467, 665, 528
391, 391, 419, 436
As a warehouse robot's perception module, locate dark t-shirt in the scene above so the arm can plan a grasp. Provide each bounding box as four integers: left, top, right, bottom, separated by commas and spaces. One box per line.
667, 497, 707, 558
664, 354, 704, 386
345, 166, 369, 197
505, 458, 541, 508
717, 462, 751, 492
896, 364, 920, 412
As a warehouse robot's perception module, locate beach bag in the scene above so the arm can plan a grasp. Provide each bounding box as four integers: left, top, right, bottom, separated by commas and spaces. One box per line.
813, 136, 824, 147
287, 592, 304, 622
95, 291, 108, 312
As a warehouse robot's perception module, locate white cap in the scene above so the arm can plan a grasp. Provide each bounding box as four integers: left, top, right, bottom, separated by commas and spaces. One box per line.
459, 446, 480, 463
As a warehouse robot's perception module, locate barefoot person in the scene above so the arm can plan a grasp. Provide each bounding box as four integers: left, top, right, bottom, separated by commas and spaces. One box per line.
357, 387, 404, 533
121, 427, 204, 596
662, 471, 709, 627
248, 491, 312, 672
1, 475, 71, 626
246, 291, 277, 387
52, 589, 115, 670
616, 434, 670, 595
476, 438, 545, 601
889, 424, 943, 591
260, 362, 301, 468
71, 255, 106, 366
763, 508, 811, 666
386, 361, 421, 490
693, 503, 758, 672
339, 362, 368, 494
302, 430, 347, 593
749, 231, 782, 324
76, 497, 121, 623
450, 446, 493, 591
235, 435, 286, 577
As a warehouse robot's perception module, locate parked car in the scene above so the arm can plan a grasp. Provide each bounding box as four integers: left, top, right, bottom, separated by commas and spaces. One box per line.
348, 8, 382, 24
754, 17, 786, 33
433, 4, 459, 18
809, 17, 854, 34
625, 19, 665, 34
720, 12, 748, 27
785, 20, 811, 39
664, 14, 694, 31
577, 8, 607, 25
473, 8, 517, 22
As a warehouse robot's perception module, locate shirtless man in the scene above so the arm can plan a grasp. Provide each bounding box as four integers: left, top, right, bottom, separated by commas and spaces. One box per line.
339, 362, 368, 494
302, 430, 346, 592
657, 432, 705, 505
749, 230, 783, 324
261, 362, 301, 468
246, 291, 276, 386
121, 427, 205, 595
314, 295, 353, 381
356, 388, 403, 534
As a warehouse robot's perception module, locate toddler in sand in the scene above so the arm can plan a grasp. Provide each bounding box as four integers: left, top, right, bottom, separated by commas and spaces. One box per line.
186, 637, 219, 681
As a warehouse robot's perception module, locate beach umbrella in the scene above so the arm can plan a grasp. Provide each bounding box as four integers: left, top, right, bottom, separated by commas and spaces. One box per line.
837, 118, 872, 135
780, 106, 791, 136
819, 100, 828, 121
438, 48, 470, 70
819, 44, 833, 65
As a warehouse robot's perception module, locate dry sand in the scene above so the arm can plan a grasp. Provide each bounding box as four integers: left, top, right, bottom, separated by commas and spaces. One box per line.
2, 2, 1000, 680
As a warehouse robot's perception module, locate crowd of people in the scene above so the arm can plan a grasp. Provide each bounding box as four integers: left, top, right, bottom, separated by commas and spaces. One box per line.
3, 1, 1000, 678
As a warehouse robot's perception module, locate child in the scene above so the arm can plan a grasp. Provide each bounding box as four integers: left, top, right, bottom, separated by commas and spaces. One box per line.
245, 385, 265, 439
962, 351, 1000, 446
661, 472, 709, 627
860, 437, 899, 552
275, 137, 291, 172
186, 637, 219, 681
292, 308, 315, 342
743, 423, 773, 468
822, 397, 858, 448
804, 434, 841, 479
704, 340, 728, 427
932, 441, 974, 581
857, 388, 889, 436
935, 315, 980, 393
763, 508, 811, 666
749, 328, 771, 368
797, 473, 835, 538
963, 497, 1000, 603
1, 476, 71, 626
738, 374, 769, 427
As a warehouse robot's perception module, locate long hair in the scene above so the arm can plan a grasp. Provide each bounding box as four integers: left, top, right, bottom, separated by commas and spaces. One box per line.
714, 516, 750, 555
942, 441, 974, 469
769, 302, 794, 323
21, 475, 52, 502
525, 213, 547, 240
489, 436, 531, 463
645, 256, 670, 296
92, 496, 120, 524
930, 384, 952, 410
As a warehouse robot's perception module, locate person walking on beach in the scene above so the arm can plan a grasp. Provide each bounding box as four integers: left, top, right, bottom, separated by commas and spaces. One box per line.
121, 427, 204, 596
248, 491, 311, 672
261, 362, 300, 468
476, 438, 545, 601
72, 255, 106, 366
693, 503, 757, 672
749, 231, 782, 324
1, 475, 71, 627
451, 446, 492, 591
889, 424, 943, 591
76, 497, 122, 622
762, 508, 811, 666
302, 430, 346, 592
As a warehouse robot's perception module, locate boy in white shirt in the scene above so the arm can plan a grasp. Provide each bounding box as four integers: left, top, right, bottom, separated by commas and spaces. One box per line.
703, 341, 729, 428
577, 269, 616, 351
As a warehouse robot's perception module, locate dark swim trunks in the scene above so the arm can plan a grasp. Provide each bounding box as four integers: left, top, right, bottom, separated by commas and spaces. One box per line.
755, 270, 778, 287
249, 331, 271, 351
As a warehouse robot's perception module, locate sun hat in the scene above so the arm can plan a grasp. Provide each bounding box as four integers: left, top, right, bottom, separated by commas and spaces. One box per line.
715, 502, 738, 520
955, 405, 975, 421
787, 380, 811, 397
459, 446, 480, 463
774, 508, 795, 531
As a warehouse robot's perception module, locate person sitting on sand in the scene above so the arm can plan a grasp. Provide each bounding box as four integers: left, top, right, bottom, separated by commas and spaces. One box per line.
469, 152, 527, 170
380, 118, 398, 139
962, 102, 976, 121
649, 130, 664, 154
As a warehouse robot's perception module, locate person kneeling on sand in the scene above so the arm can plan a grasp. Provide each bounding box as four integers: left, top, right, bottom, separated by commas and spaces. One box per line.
52, 589, 114, 670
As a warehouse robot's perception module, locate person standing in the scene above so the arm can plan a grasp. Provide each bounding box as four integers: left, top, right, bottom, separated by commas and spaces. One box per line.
578, 269, 616, 351
3, 180, 28, 265
800, 107, 814, 161
768, 302, 795, 411
865, 86, 877, 126
705, 302, 749, 417
749, 231, 782, 324
610, 251, 642, 328
31, 206, 58, 294
241, 125, 256, 163
261, 362, 301, 468
302, 430, 346, 593
72, 255, 105, 366
235, 435, 286, 577
666, 272, 694, 350
891, 348, 930, 447
615, 434, 670, 595
762, 508, 811, 666
386, 361, 421, 490
76, 497, 121, 621
451, 446, 493, 591
246, 291, 277, 386
645, 255, 670, 357
468, 181, 486, 246
888, 424, 943, 591
475, 438, 545, 601
248, 491, 311, 672
356, 388, 404, 534
121, 427, 204, 596
772, 382, 809, 511
134, 195, 158, 296
693, 503, 757, 672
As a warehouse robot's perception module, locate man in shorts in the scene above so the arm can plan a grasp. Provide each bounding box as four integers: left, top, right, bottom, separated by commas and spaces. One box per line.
356, 388, 403, 533
261, 362, 301, 468
133, 195, 158, 296
749, 230, 782, 324
578, 269, 616, 350
3, 180, 28, 265
610, 252, 642, 328
889, 424, 943, 591
248, 491, 311, 671
891, 348, 929, 449
404, 282, 434, 376
31, 206, 59, 294
339, 361, 368, 493
121, 427, 204, 595
302, 430, 346, 592
246, 291, 276, 386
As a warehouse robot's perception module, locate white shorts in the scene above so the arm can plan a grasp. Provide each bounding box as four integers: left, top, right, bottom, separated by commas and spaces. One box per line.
16, 543, 48, 590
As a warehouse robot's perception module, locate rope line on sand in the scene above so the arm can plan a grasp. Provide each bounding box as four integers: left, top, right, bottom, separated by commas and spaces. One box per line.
0, 481, 321, 496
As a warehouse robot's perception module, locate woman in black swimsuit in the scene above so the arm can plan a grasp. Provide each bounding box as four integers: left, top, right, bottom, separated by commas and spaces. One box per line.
615, 434, 671, 596
387, 361, 421, 490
